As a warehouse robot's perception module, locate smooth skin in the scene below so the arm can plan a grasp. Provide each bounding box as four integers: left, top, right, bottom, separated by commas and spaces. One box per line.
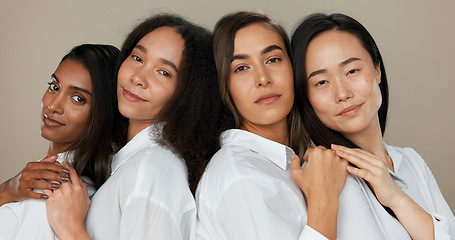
44, 27, 184, 240
230, 23, 347, 240
305, 30, 434, 240
0, 59, 92, 206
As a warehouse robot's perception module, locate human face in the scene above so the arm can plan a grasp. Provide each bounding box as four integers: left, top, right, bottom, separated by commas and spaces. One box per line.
41, 59, 92, 148
305, 30, 382, 137
229, 23, 294, 131
117, 27, 184, 126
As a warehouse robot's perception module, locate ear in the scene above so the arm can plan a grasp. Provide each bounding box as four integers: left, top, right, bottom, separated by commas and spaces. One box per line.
375, 63, 382, 84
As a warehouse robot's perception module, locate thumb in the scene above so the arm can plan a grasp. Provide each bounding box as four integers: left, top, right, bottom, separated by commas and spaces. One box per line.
290, 155, 302, 170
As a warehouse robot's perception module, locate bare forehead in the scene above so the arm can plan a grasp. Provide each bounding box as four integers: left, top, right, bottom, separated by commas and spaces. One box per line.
234, 23, 285, 51
55, 59, 92, 90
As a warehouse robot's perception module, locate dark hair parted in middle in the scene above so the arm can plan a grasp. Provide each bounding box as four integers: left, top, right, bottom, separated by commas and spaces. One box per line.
62, 44, 120, 190
213, 11, 310, 156
291, 13, 389, 149
113, 14, 231, 194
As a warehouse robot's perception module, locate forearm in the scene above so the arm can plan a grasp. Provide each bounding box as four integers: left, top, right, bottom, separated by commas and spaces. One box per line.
307, 196, 339, 240
391, 193, 434, 240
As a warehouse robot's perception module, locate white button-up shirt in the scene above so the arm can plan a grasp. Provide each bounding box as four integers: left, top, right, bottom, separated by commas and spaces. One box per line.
196, 129, 454, 239
85, 124, 196, 240
0, 153, 94, 240
336, 143, 454, 239
196, 129, 328, 240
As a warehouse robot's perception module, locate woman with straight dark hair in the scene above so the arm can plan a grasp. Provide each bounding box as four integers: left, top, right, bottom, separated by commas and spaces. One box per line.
44, 14, 227, 240
196, 11, 348, 240
292, 13, 454, 239
0, 44, 119, 239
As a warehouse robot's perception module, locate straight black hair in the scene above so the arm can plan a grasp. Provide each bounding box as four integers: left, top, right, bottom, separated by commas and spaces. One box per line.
291, 13, 389, 149
62, 44, 119, 189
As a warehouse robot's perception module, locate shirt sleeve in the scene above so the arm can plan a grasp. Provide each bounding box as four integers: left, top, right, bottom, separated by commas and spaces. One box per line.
420, 159, 455, 239
197, 177, 328, 240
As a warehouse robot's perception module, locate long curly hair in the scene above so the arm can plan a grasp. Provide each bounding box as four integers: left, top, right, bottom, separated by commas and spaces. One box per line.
112, 14, 233, 194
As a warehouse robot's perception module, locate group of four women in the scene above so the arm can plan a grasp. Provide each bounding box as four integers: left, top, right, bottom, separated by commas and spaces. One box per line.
0, 10, 453, 240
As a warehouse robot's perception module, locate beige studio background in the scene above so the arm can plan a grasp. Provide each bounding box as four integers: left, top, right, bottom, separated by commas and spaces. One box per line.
0, 0, 454, 211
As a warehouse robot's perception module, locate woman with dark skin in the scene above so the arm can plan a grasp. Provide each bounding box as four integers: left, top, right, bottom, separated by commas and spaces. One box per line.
44, 14, 228, 240
0, 44, 119, 239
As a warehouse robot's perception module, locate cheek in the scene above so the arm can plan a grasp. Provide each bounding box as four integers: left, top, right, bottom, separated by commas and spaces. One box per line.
228, 80, 248, 112
308, 91, 330, 117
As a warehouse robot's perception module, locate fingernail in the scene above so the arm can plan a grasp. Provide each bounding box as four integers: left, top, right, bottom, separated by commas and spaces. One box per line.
52, 183, 60, 188
62, 168, 70, 174
331, 144, 339, 150
61, 176, 69, 181
337, 150, 343, 154
41, 194, 48, 199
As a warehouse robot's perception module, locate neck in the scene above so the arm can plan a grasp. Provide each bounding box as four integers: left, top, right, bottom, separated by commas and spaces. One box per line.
47, 142, 71, 157
127, 119, 155, 142
344, 116, 393, 171
241, 118, 289, 146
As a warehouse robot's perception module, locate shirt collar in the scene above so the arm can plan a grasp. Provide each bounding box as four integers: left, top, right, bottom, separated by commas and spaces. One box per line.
384, 142, 404, 172
221, 129, 294, 170
111, 124, 161, 175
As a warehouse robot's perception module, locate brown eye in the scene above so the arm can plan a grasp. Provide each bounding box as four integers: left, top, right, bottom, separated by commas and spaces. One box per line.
71, 95, 86, 104
234, 65, 249, 72
131, 54, 143, 63
47, 82, 60, 92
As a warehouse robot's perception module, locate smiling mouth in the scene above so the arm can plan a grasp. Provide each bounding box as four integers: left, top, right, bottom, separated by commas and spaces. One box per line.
255, 93, 281, 104
338, 105, 361, 117
122, 89, 147, 102
43, 114, 65, 127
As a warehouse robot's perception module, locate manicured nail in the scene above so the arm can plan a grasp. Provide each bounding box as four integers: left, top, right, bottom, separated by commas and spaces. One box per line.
41, 194, 49, 199
331, 144, 339, 150
62, 168, 70, 174
52, 183, 60, 188
61, 176, 69, 181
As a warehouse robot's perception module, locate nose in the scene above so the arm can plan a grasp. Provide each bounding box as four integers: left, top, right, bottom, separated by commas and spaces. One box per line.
130, 68, 149, 89
47, 93, 64, 114
255, 66, 271, 87
334, 79, 352, 102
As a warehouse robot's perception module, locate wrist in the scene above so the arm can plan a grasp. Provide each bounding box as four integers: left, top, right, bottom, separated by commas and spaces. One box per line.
306, 195, 339, 240
58, 223, 90, 240
0, 180, 15, 206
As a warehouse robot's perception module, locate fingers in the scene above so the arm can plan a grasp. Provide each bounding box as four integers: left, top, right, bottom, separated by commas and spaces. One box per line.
40, 155, 58, 163
332, 145, 378, 170
290, 155, 302, 170
23, 162, 70, 181
66, 164, 79, 185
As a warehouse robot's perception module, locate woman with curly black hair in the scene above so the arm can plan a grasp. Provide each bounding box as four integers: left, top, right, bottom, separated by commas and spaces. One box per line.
45, 14, 229, 240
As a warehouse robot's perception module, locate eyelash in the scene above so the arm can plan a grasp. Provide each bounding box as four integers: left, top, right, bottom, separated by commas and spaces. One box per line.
47, 82, 59, 92
234, 65, 249, 72
315, 80, 328, 86
347, 69, 359, 75
266, 57, 281, 64
131, 54, 143, 63
158, 70, 171, 78
71, 95, 86, 104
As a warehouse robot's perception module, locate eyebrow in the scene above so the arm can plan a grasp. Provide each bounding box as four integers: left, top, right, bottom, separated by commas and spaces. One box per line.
231, 44, 283, 62
134, 44, 179, 73
52, 73, 92, 96
307, 57, 362, 79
